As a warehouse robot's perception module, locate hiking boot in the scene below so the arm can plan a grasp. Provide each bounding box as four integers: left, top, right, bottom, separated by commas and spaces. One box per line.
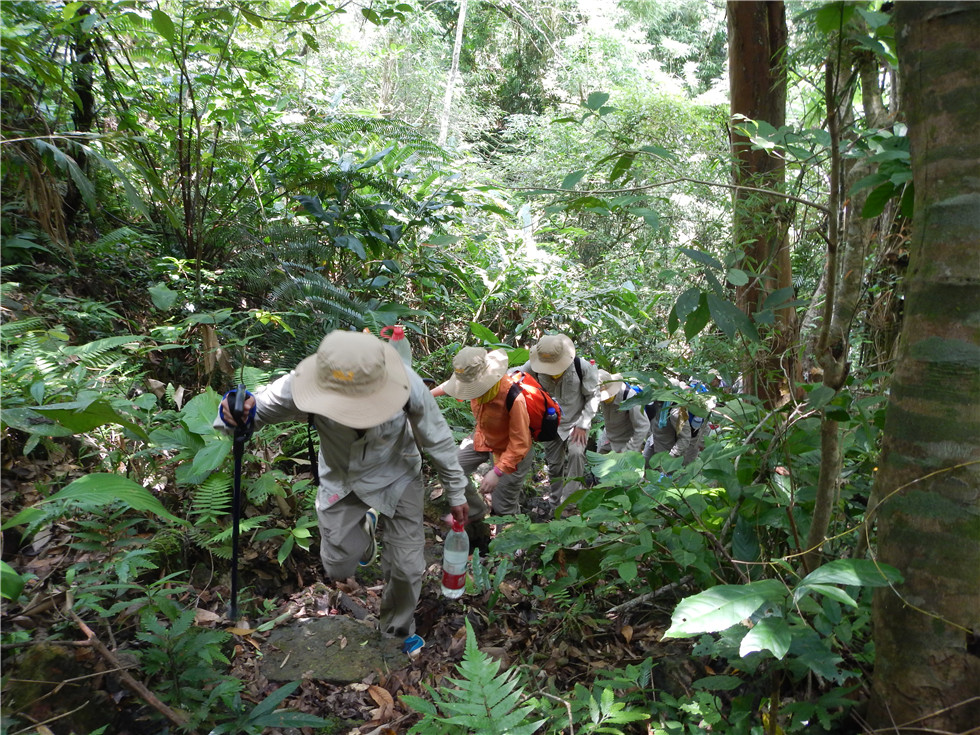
402, 634, 425, 657
359, 508, 378, 566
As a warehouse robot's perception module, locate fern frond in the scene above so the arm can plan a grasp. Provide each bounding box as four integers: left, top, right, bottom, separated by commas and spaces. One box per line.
190, 472, 232, 524
405, 619, 546, 735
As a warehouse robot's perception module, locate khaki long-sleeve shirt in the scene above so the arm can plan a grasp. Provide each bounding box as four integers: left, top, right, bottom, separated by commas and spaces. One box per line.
601, 385, 650, 452
520, 357, 600, 441
220, 368, 468, 517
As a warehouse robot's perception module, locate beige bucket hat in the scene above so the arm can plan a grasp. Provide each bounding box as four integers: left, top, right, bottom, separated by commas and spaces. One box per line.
292, 330, 411, 428
442, 347, 509, 400
528, 333, 575, 375
598, 370, 626, 402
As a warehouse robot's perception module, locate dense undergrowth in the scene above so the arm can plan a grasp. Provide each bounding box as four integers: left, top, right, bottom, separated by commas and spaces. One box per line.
1, 254, 897, 735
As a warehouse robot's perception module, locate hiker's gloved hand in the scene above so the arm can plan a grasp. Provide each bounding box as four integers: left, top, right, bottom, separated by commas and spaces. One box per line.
220, 389, 256, 428
569, 426, 588, 447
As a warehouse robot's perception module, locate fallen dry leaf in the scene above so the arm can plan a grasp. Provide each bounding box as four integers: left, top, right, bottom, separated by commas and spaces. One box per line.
621, 625, 633, 644
195, 608, 221, 625
368, 684, 394, 709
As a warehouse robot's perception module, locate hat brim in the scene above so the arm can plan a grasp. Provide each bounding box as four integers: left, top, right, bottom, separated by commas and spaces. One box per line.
599, 377, 626, 402
528, 337, 575, 375
291, 343, 411, 428
443, 349, 509, 400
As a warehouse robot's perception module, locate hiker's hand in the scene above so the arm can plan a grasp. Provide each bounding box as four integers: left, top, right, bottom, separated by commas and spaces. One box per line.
449, 503, 468, 526
570, 426, 588, 446
220, 394, 256, 427
479, 469, 501, 494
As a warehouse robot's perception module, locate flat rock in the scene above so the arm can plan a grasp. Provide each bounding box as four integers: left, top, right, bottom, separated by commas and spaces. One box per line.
261, 616, 406, 683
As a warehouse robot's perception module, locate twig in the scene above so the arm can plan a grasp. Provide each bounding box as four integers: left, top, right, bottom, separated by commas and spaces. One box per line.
537, 691, 574, 735
10, 700, 92, 735
68, 610, 196, 732
607, 577, 693, 614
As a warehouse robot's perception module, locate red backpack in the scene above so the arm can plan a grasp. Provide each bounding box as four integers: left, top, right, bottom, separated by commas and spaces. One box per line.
505, 371, 562, 441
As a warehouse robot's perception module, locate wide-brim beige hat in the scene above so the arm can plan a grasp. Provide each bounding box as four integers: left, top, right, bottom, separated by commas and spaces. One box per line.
528, 333, 575, 375
292, 330, 411, 429
599, 370, 625, 402
443, 347, 509, 400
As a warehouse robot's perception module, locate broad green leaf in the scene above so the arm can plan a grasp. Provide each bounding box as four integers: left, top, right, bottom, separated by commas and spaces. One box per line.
617, 560, 638, 582
680, 247, 722, 271
469, 322, 500, 345
151, 8, 176, 42
693, 675, 743, 691
797, 558, 903, 590
335, 234, 366, 260
740, 616, 792, 659
190, 438, 232, 477
794, 583, 858, 608
2, 473, 185, 528
815, 3, 854, 34
664, 579, 785, 638
609, 152, 635, 183
674, 287, 701, 321
707, 294, 758, 342
639, 144, 676, 160
726, 268, 749, 287
181, 388, 222, 436
33, 399, 150, 441
561, 170, 587, 190
862, 182, 897, 218
585, 91, 610, 111
149, 283, 178, 311
1, 561, 26, 601
684, 297, 710, 340
627, 207, 660, 229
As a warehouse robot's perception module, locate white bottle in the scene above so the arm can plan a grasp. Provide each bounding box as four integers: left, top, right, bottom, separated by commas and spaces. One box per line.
441, 520, 469, 599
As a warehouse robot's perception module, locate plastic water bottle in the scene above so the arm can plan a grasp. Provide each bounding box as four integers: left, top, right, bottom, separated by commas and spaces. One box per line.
381, 325, 412, 365
441, 520, 469, 599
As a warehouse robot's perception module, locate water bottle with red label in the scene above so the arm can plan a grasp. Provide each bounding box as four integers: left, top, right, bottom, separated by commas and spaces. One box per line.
440, 520, 469, 599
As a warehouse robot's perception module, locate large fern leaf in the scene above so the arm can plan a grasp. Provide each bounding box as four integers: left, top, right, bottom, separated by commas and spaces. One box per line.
403, 619, 546, 734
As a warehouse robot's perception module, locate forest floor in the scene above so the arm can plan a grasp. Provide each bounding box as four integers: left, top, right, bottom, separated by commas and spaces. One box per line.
1, 445, 701, 734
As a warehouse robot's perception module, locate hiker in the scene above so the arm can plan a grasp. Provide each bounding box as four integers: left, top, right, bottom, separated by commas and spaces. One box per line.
216, 330, 468, 649
517, 334, 600, 507
642, 377, 694, 468
438, 347, 535, 523
596, 370, 649, 454
680, 371, 724, 465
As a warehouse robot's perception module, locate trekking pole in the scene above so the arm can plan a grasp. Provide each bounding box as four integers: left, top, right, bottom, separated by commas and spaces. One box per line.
229, 384, 253, 621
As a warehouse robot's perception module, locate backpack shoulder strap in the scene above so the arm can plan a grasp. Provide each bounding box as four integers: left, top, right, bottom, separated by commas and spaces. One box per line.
505, 374, 523, 411
574, 356, 583, 381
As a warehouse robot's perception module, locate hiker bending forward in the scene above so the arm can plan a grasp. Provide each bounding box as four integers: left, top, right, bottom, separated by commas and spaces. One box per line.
440, 347, 535, 519
217, 330, 468, 643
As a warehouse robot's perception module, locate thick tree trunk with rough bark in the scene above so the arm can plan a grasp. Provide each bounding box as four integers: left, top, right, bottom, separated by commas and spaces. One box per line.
868, 3, 980, 731
727, 0, 796, 408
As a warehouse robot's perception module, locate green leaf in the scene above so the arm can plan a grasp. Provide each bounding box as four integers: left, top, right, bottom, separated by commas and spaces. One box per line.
1, 560, 26, 601
469, 323, 500, 345
335, 234, 366, 260
861, 182, 897, 218
693, 675, 744, 691
815, 3, 854, 34
609, 152, 635, 183
617, 560, 638, 582
739, 616, 792, 659
190, 439, 232, 477
628, 207, 660, 229
680, 247, 722, 271
561, 170, 587, 190
639, 144, 676, 160
726, 268, 749, 287
664, 579, 786, 638
151, 8, 176, 42
674, 287, 701, 321
149, 283, 178, 311
585, 91, 610, 111
684, 297, 710, 340
707, 293, 758, 342
795, 583, 858, 608
2, 473, 185, 528
33, 399, 150, 442
796, 559, 903, 591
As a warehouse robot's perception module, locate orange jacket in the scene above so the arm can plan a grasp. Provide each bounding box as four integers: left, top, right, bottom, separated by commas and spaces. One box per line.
470, 373, 534, 474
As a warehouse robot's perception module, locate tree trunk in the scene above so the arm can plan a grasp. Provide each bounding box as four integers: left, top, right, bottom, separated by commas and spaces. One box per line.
868, 3, 980, 732
438, 0, 468, 147
727, 0, 796, 408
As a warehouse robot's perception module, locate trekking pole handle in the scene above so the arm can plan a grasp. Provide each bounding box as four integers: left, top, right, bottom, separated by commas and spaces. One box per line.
233, 383, 247, 424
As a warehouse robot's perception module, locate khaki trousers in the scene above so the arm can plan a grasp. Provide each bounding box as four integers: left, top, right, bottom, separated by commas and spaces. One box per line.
544, 436, 586, 502
316, 478, 424, 639
457, 435, 535, 516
